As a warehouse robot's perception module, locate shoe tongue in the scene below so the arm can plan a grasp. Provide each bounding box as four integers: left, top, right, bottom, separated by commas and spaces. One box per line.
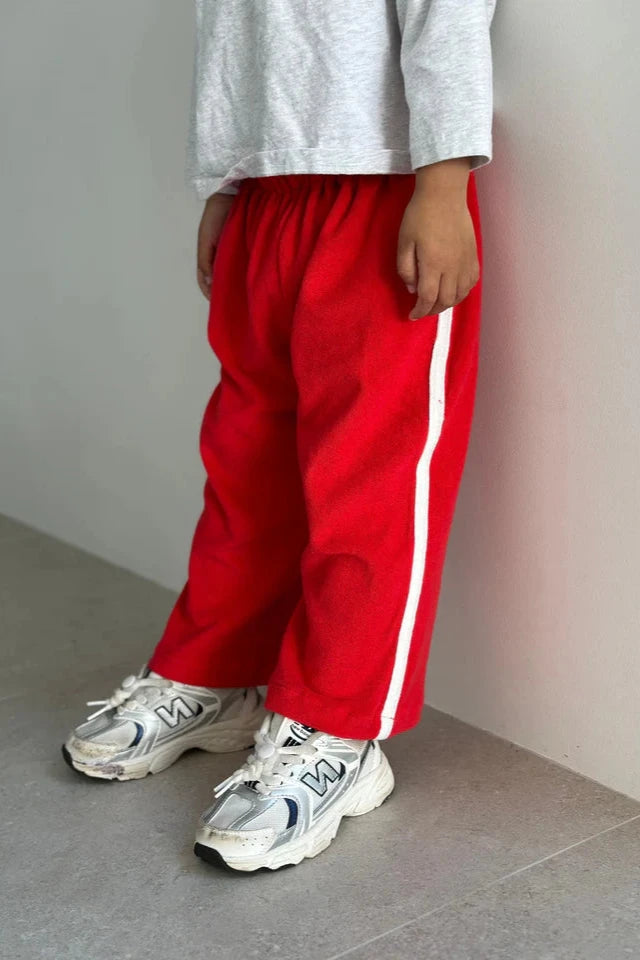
268, 713, 317, 747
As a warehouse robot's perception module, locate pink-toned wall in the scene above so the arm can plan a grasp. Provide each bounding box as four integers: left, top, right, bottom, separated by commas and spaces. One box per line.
428, 0, 640, 798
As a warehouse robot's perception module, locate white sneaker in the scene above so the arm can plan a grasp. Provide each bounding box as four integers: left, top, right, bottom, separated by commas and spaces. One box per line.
62, 666, 266, 781
194, 711, 395, 872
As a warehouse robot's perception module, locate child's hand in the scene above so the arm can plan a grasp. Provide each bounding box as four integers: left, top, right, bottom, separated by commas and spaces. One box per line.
397, 159, 479, 320
197, 193, 235, 300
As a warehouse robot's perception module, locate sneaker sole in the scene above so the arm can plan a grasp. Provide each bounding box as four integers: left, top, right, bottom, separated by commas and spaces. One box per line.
61, 709, 266, 782
193, 752, 395, 872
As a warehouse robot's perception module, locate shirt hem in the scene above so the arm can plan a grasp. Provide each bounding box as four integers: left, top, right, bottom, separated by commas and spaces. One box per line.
190, 146, 416, 200
190, 142, 492, 200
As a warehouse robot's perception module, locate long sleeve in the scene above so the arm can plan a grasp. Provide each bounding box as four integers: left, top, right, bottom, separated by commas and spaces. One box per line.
395, 0, 496, 171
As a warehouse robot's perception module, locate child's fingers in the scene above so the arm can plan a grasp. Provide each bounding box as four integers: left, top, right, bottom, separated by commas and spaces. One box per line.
197, 242, 214, 280
397, 237, 418, 293
412, 269, 468, 319
409, 266, 441, 320
197, 266, 212, 301
429, 273, 459, 315
197, 235, 216, 301
455, 268, 480, 304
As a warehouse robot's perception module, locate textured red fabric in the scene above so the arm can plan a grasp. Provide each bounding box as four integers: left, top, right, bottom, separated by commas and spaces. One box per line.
149, 172, 483, 739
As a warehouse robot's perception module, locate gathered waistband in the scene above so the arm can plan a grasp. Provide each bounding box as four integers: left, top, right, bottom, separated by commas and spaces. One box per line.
241, 172, 415, 194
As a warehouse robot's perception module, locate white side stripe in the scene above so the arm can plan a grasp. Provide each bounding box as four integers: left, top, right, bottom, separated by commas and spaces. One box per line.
377, 308, 453, 739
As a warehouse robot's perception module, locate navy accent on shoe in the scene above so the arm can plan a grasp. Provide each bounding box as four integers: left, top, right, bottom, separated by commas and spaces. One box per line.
129, 722, 144, 747
284, 797, 298, 829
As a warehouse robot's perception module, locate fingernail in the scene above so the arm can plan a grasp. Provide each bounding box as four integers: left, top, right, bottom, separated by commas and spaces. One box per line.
406, 284, 416, 294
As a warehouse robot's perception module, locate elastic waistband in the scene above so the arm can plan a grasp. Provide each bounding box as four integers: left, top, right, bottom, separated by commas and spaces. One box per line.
241, 172, 414, 194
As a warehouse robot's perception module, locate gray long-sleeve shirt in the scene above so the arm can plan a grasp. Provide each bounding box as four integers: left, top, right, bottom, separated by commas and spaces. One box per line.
187, 0, 497, 199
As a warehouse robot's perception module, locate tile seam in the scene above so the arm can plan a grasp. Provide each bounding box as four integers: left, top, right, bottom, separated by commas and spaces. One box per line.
325, 812, 640, 960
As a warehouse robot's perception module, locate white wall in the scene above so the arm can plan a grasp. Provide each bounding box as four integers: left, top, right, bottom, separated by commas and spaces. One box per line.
3, 2, 640, 797
427, 0, 640, 799
0, 0, 212, 588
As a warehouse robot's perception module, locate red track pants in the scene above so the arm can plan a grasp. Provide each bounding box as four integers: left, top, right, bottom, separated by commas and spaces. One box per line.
149, 172, 482, 740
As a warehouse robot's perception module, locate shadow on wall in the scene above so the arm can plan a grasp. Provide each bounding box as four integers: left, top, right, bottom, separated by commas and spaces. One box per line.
427, 108, 570, 750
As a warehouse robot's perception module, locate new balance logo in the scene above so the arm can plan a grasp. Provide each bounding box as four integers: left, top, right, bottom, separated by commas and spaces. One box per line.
283, 722, 316, 748
155, 697, 200, 728
301, 759, 344, 797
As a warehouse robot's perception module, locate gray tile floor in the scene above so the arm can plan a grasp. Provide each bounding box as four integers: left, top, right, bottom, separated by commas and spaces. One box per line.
2, 512, 640, 960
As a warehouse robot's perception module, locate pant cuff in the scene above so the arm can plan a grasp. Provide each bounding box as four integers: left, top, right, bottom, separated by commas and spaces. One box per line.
264, 679, 416, 741
147, 652, 271, 689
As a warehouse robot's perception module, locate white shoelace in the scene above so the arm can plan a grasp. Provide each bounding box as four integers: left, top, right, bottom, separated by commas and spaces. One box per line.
86, 674, 172, 721
214, 715, 321, 799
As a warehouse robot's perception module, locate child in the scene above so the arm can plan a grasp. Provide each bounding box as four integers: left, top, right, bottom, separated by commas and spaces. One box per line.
64, 0, 496, 873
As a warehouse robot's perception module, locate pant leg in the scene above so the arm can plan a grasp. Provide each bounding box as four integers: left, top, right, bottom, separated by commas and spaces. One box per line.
265, 172, 483, 739
149, 184, 308, 686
